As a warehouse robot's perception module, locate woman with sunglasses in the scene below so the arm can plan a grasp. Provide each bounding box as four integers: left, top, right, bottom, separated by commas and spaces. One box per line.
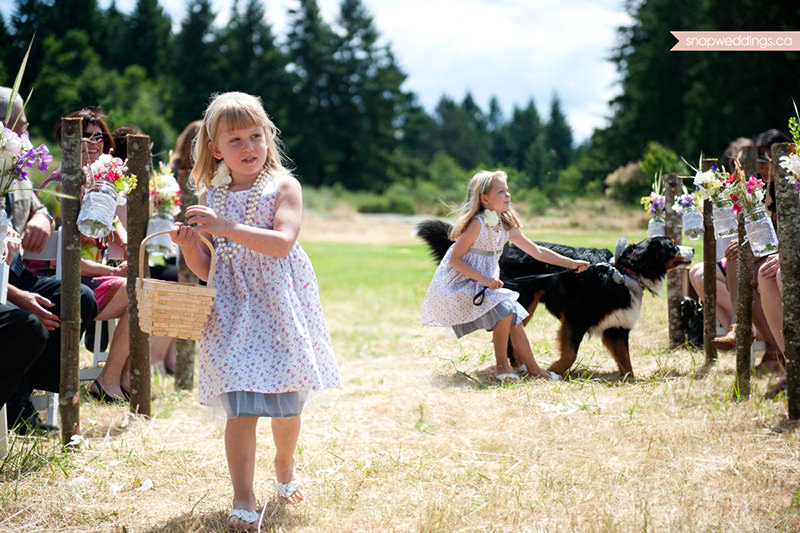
45, 109, 169, 403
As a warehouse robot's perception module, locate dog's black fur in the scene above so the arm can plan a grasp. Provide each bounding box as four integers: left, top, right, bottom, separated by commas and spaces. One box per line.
417, 219, 693, 377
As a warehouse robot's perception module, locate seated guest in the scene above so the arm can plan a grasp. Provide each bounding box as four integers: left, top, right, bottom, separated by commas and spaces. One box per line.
1, 88, 98, 432
0, 230, 50, 433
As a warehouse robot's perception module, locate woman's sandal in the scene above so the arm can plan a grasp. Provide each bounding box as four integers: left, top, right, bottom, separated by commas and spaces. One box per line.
89, 380, 127, 405
227, 508, 258, 531
275, 478, 304, 504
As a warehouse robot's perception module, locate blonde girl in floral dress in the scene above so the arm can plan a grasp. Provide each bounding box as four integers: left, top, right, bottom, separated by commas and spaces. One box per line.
170, 92, 340, 531
422, 170, 589, 381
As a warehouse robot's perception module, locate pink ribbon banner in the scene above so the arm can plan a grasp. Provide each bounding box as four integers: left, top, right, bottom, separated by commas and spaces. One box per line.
671, 31, 800, 51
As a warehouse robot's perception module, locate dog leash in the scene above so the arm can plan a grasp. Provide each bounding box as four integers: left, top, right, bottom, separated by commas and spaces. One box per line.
472, 267, 577, 306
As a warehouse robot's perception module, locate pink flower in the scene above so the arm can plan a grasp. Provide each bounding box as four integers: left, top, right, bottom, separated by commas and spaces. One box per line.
745, 176, 763, 194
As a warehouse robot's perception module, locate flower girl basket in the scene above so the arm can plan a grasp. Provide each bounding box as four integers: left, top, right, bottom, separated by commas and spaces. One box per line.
136, 231, 216, 340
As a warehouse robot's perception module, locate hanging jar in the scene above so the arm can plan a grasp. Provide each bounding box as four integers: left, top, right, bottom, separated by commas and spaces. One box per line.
0, 196, 9, 263
712, 199, 738, 238
647, 215, 665, 238
743, 206, 778, 257
681, 205, 704, 240
145, 208, 178, 257
77, 180, 119, 239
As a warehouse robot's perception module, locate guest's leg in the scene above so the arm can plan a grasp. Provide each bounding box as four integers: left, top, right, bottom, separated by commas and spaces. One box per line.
0, 304, 48, 422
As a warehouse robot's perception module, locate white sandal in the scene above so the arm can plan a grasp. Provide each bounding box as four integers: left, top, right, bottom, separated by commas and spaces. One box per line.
275, 478, 304, 504
227, 508, 258, 531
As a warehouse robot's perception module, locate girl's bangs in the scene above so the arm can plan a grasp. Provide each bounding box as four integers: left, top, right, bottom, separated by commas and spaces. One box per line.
215, 103, 266, 135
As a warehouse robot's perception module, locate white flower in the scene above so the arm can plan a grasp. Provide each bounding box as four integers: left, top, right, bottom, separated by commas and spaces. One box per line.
482, 209, 499, 227
1, 128, 23, 158
210, 161, 232, 188
0, 151, 12, 173
693, 169, 720, 201
779, 154, 800, 185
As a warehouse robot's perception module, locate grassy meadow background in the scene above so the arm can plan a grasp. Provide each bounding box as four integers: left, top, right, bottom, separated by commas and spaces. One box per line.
1, 200, 799, 532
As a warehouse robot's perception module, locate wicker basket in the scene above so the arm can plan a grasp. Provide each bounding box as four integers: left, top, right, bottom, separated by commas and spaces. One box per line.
136, 231, 216, 340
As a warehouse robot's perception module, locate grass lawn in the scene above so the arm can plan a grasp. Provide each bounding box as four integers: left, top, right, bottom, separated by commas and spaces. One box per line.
0, 210, 796, 532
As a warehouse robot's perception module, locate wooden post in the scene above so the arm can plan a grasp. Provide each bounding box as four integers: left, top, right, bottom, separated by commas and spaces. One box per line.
664, 173, 684, 348
126, 135, 151, 417
175, 174, 198, 390
734, 147, 758, 398
59, 118, 83, 441
772, 143, 800, 418
702, 158, 718, 365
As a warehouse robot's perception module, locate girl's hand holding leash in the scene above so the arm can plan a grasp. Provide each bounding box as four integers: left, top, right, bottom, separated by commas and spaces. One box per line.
574, 261, 590, 273
482, 276, 504, 290
473, 276, 503, 306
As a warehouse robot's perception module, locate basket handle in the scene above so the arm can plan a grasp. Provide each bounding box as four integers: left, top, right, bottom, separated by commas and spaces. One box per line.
139, 230, 216, 288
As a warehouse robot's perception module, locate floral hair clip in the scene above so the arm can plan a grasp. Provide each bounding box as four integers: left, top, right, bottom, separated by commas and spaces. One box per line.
211, 161, 232, 188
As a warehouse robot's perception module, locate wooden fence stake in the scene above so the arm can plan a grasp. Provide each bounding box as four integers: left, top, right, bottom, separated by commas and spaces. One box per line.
665, 173, 684, 348
702, 158, 718, 366
59, 118, 83, 442
126, 135, 151, 417
772, 142, 800, 418
175, 174, 198, 390
734, 147, 758, 398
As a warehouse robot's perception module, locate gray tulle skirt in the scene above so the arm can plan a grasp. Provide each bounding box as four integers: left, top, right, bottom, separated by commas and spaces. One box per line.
451, 299, 528, 338
219, 390, 308, 418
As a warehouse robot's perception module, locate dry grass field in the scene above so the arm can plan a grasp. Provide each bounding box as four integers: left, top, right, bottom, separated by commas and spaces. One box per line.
1, 202, 799, 532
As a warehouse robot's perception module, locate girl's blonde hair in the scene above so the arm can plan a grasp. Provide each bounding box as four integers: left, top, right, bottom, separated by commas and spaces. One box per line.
192, 92, 289, 192
449, 170, 521, 240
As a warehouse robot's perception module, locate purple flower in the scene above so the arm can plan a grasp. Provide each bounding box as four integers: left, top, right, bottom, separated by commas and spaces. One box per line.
650, 196, 665, 214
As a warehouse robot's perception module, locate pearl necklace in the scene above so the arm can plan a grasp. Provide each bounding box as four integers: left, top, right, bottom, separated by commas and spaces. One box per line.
212, 168, 271, 261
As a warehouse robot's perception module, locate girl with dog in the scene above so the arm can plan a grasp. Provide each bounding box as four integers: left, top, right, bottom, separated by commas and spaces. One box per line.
422, 170, 589, 381
170, 92, 340, 531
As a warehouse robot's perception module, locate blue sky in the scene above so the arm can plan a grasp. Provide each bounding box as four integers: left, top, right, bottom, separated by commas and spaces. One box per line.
1, 0, 632, 143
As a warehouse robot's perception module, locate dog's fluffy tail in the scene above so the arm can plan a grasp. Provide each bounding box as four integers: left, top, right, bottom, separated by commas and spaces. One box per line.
416, 219, 453, 263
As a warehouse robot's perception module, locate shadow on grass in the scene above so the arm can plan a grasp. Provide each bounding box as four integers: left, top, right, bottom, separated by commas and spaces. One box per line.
141, 502, 310, 532
432, 351, 786, 392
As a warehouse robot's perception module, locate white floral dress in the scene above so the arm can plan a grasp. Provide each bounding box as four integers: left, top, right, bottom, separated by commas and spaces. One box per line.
421, 215, 527, 337
202, 177, 340, 414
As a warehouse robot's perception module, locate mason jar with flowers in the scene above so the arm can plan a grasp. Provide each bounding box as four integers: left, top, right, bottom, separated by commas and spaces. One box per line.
727, 170, 777, 257
692, 164, 737, 238
0, 121, 52, 259
641, 173, 666, 237
145, 162, 181, 257
672, 190, 703, 240
76, 153, 136, 239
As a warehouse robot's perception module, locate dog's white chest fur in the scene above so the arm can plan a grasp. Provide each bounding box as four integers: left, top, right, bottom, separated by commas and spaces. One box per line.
589, 278, 645, 336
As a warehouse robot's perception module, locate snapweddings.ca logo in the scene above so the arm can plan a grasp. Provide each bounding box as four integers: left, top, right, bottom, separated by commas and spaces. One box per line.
670, 31, 800, 51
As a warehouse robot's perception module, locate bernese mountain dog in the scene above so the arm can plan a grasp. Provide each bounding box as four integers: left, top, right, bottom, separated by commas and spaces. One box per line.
417, 219, 694, 378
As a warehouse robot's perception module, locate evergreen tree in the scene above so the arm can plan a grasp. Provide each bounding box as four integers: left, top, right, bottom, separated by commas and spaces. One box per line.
216, 0, 288, 124
8, 0, 59, 92
434, 95, 489, 170
99, 1, 131, 72
125, 0, 172, 77
0, 13, 10, 83
33, 29, 108, 133
505, 100, 541, 172
543, 95, 573, 173
168, 0, 219, 127
487, 97, 513, 167
329, 0, 410, 190
284, 0, 337, 186
604, 0, 690, 168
